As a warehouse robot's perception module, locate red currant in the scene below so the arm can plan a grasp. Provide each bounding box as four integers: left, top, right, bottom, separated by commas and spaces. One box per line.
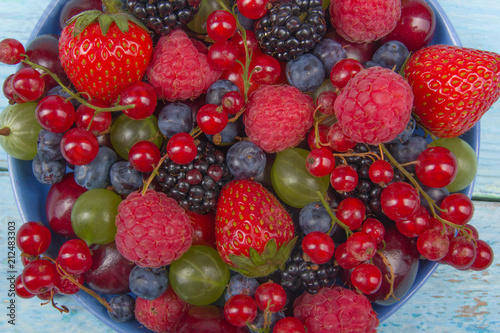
330, 164, 358, 192
470, 239, 494, 271
119, 81, 157, 120
237, 0, 269, 19
415, 146, 458, 188
345, 231, 377, 262
326, 123, 357, 152
54, 273, 84, 295
208, 40, 239, 70
221, 91, 245, 115
306, 147, 335, 177
307, 124, 331, 150
334, 242, 361, 269
11, 68, 45, 102
316, 90, 337, 116
60, 128, 99, 165
302, 231, 335, 264
273, 317, 306, 333
167, 132, 197, 165
351, 263, 383, 295
369, 160, 394, 184
35, 95, 76, 133
196, 104, 228, 135
16, 221, 51, 256
396, 206, 430, 238
330, 58, 364, 90
361, 218, 385, 244
249, 54, 281, 85
75, 101, 112, 134
444, 236, 477, 270
14, 274, 34, 299
416, 228, 450, 261
21, 259, 57, 294
223, 294, 257, 327
381, 182, 420, 221
254, 282, 287, 312
57, 239, 93, 275
207, 10, 237, 42
336, 197, 366, 230
439, 193, 474, 226
3, 74, 25, 104
0, 38, 25, 64
231, 30, 260, 61
128, 140, 162, 173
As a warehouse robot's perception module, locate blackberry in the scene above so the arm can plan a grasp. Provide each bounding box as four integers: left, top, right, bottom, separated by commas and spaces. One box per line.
126, 0, 201, 36
155, 140, 232, 214
255, 0, 327, 61
281, 240, 339, 294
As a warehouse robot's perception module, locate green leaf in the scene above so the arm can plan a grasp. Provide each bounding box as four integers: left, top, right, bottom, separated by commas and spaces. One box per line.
260, 238, 278, 262
229, 254, 256, 271
73, 11, 102, 36
98, 14, 114, 36
249, 247, 266, 266
111, 13, 130, 33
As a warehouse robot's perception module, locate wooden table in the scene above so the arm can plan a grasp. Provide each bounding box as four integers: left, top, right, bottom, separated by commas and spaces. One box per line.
0, 1, 498, 332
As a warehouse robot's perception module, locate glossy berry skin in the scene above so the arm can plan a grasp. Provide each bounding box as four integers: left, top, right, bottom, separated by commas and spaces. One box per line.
306, 147, 335, 177
415, 146, 458, 188
35, 95, 76, 133
119, 82, 157, 120
369, 160, 394, 184
361, 218, 385, 244
330, 164, 358, 192
302, 231, 335, 264
249, 54, 281, 85
470, 240, 494, 271
316, 91, 337, 116
222, 91, 245, 115
128, 141, 161, 173
166, 132, 197, 165
129, 266, 168, 301
197, 104, 228, 135
207, 10, 237, 42
16, 221, 51, 256
108, 294, 135, 323
273, 317, 306, 333
224, 294, 258, 327
57, 239, 93, 275
55, 272, 84, 295
11, 68, 45, 102
336, 197, 366, 230
444, 236, 477, 270
299, 201, 332, 235
226, 141, 266, 179
439, 193, 474, 226
21, 259, 57, 294
335, 242, 361, 270
75, 101, 112, 134
0, 38, 25, 64
237, 0, 269, 19
326, 123, 357, 152
345, 231, 377, 262
3, 74, 25, 104
396, 206, 430, 238
254, 282, 287, 313
307, 124, 331, 151
351, 263, 383, 295
60, 128, 99, 165
329, 58, 364, 90
381, 182, 420, 222
416, 228, 450, 261
14, 275, 34, 299
208, 40, 239, 71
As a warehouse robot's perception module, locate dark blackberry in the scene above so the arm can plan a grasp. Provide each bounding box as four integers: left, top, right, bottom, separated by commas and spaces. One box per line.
126, 0, 201, 36
255, 0, 327, 61
281, 240, 339, 294
155, 141, 232, 214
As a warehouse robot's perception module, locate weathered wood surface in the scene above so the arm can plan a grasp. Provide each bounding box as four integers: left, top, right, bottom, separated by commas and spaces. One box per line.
0, 0, 499, 332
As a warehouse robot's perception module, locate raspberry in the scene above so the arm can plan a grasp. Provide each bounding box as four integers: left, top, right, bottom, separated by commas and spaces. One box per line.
293, 286, 379, 333
115, 189, 193, 268
243, 85, 315, 153
135, 287, 191, 333
329, 0, 401, 43
147, 29, 221, 101
334, 66, 414, 145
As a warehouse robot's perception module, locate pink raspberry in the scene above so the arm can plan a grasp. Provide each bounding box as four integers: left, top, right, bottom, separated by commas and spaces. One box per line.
294, 286, 379, 333
330, 0, 401, 43
147, 29, 221, 101
135, 287, 191, 333
243, 85, 315, 153
115, 189, 193, 268
334, 66, 414, 145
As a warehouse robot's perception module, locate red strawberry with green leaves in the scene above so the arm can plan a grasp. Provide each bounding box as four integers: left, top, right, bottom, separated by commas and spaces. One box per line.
58, 0, 153, 104
215, 179, 296, 278
404, 44, 500, 138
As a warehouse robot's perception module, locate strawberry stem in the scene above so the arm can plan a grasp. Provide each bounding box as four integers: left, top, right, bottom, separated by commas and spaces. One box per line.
102, 0, 123, 14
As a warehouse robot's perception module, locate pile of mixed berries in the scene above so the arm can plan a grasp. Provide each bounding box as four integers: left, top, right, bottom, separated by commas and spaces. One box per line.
1, 0, 499, 331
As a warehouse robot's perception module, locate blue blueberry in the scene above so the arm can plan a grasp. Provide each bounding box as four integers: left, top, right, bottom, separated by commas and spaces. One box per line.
419, 183, 450, 211
158, 102, 193, 138
372, 40, 410, 73
206, 120, 244, 145
206, 80, 240, 105
129, 266, 168, 301
32, 154, 66, 185
248, 310, 285, 333
312, 38, 347, 74
37, 129, 64, 161
226, 141, 266, 179
299, 201, 332, 234
108, 294, 135, 323
286, 53, 325, 92
47, 85, 80, 109
389, 135, 428, 173
74, 146, 117, 190
110, 161, 144, 195
224, 274, 260, 301
389, 117, 416, 144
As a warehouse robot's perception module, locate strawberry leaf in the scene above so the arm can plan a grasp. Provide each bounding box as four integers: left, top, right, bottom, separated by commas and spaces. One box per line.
111, 13, 130, 33
98, 14, 114, 36
72, 10, 102, 36
260, 238, 278, 262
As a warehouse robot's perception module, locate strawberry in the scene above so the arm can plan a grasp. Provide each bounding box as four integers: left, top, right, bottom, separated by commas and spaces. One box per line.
215, 179, 296, 278
404, 44, 500, 138
58, 0, 153, 104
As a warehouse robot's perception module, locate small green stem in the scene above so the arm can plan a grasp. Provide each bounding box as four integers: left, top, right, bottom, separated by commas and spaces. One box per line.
317, 191, 353, 237
21, 58, 135, 113
141, 153, 169, 195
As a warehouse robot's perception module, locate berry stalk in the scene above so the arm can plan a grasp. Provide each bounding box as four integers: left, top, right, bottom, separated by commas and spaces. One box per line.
317, 191, 353, 237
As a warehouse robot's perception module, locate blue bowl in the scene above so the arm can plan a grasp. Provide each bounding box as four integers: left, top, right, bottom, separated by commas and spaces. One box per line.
8, 0, 479, 331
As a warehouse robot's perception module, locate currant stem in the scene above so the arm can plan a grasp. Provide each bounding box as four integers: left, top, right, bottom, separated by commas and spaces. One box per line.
141, 153, 169, 195
317, 191, 353, 237
21, 58, 135, 113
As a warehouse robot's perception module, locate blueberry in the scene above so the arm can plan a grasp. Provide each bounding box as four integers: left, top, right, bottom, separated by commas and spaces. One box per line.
372, 40, 410, 73
224, 274, 260, 301
286, 53, 325, 92
226, 141, 266, 179
389, 135, 428, 173
47, 85, 80, 110
37, 129, 64, 161
110, 161, 144, 195
107, 294, 135, 323
206, 120, 243, 145
248, 310, 285, 333
129, 266, 168, 301
389, 117, 416, 144
419, 183, 449, 211
312, 38, 347, 74
74, 146, 117, 190
205, 80, 240, 105
299, 201, 332, 234
158, 102, 193, 138
32, 154, 66, 185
